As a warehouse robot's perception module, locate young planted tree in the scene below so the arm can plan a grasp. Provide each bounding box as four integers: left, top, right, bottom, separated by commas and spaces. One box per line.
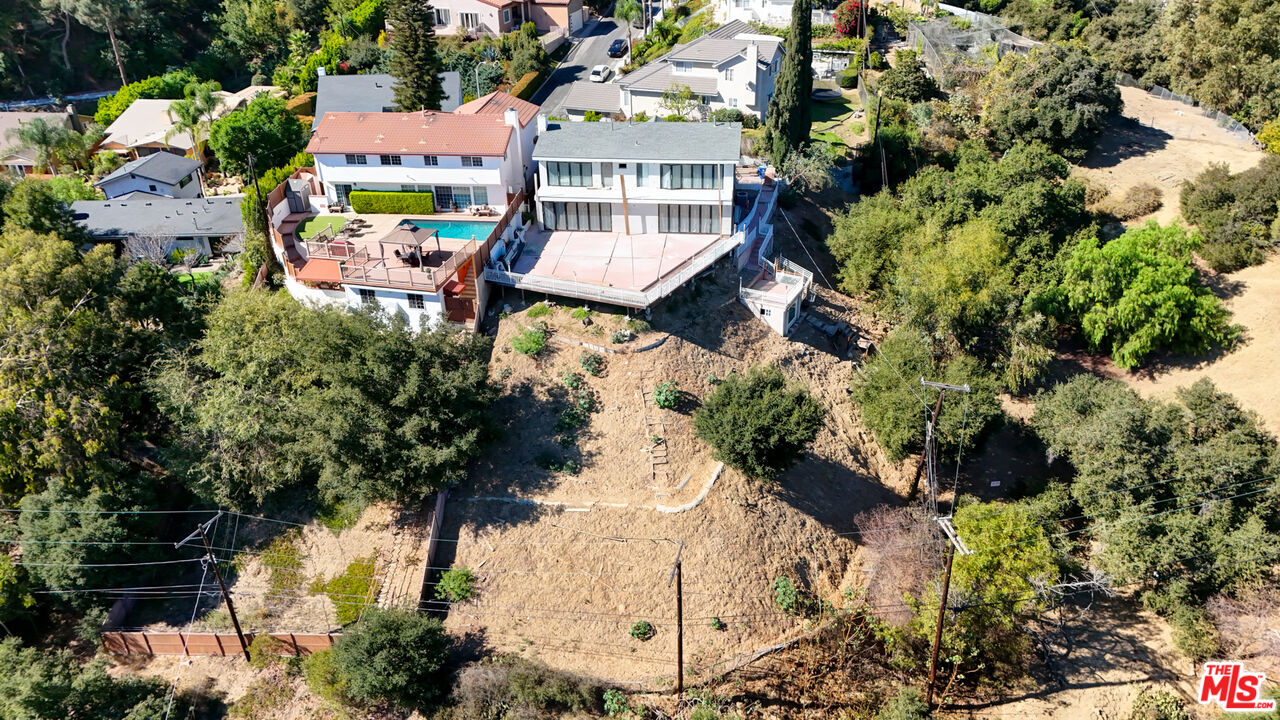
762, 0, 813, 161
388, 0, 446, 111
331, 609, 452, 712
165, 81, 225, 162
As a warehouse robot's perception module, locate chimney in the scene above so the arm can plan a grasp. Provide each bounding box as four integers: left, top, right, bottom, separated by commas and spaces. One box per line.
65, 104, 83, 133
504, 106, 519, 128
536, 113, 549, 134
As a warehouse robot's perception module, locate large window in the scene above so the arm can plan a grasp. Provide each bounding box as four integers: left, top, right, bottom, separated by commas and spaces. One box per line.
636, 163, 648, 187
345, 154, 367, 165
433, 7, 450, 25
659, 204, 718, 234
473, 187, 489, 206
434, 186, 484, 210
462, 156, 484, 167
545, 161, 591, 187
460, 12, 479, 27
424, 155, 439, 166
380, 154, 401, 166
601, 163, 613, 189
660, 164, 718, 189
544, 202, 612, 232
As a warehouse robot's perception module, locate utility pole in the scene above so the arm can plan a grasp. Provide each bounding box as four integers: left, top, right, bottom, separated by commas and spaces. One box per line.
917, 378, 971, 710
667, 541, 685, 705
176, 512, 251, 662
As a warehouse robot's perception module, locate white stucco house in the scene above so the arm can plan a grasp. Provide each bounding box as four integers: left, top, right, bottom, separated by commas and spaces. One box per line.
716, 0, 835, 26
616, 20, 782, 121
305, 92, 539, 211
428, 0, 586, 37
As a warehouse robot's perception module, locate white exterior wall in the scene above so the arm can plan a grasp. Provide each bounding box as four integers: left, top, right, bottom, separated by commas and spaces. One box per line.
314, 147, 519, 210
98, 171, 202, 200
344, 285, 447, 329
430, 0, 516, 36
535, 159, 735, 236
620, 45, 780, 120
718, 0, 799, 25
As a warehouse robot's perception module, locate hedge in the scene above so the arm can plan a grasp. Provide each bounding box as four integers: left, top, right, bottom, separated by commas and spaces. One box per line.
511, 71, 543, 101
349, 191, 436, 214
286, 92, 317, 116
94, 70, 201, 126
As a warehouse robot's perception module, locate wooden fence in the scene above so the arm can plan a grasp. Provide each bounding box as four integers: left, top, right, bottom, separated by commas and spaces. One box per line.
103, 631, 338, 657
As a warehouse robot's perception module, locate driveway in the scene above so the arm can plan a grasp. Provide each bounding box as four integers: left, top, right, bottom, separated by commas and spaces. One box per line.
532, 16, 633, 116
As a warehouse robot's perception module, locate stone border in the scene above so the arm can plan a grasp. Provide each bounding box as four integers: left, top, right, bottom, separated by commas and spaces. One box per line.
549, 333, 669, 355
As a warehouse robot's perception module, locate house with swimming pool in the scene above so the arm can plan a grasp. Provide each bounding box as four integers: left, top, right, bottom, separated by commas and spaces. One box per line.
305, 91, 539, 212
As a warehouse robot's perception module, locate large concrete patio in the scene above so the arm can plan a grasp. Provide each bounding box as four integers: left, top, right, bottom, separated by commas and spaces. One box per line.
510, 228, 721, 292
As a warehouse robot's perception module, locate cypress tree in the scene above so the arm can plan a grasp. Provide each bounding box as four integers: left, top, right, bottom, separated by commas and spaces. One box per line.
763, 0, 813, 161
389, 0, 446, 112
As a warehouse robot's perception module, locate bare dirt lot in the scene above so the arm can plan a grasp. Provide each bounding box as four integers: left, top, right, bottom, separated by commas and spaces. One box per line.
1074, 86, 1264, 225
441, 268, 907, 687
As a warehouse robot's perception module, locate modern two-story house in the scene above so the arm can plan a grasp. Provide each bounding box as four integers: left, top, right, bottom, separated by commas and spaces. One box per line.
482, 119, 756, 310
616, 20, 782, 121
429, 0, 586, 37
306, 91, 539, 211
94, 153, 204, 199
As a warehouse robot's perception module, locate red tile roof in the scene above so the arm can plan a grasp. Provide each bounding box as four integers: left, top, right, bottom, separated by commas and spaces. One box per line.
454, 92, 540, 128
307, 110, 514, 156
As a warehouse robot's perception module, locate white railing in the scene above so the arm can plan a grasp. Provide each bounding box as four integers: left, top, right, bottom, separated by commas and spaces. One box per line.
485, 231, 745, 308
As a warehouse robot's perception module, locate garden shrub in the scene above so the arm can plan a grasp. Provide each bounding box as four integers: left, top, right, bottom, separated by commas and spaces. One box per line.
436, 566, 477, 602
94, 70, 201, 126
693, 365, 825, 480
448, 655, 600, 719
1169, 604, 1218, 662
652, 381, 680, 409
629, 620, 655, 640
331, 608, 452, 712
511, 71, 543, 100
1128, 689, 1189, 720
349, 190, 436, 214
578, 351, 605, 376
875, 687, 929, 720
311, 558, 380, 625
285, 92, 316, 116
1180, 157, 1280, 271
1100, 182, 1163, 220
527, 302, 552, 318
772, 576, 799, 614
303, 649, 351, 706
230, 676, 293, 718
512, 326, 547, 356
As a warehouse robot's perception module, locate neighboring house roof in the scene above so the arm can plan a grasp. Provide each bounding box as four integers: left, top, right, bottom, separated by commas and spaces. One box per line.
102, 99, 194, 151
533, 121, 741, 162
313, 73, 462, 129
71, 196, 244, 238
620, 21, 783, 94
454, 91, 540, 127
560, 82, 624, 114
0, 111, 72, 164
308, 111, 515, 156
95, 152, 202, 187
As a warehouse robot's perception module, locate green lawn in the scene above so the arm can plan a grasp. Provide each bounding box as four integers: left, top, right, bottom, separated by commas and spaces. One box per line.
178, 271, 220, 291
297, 215, 349, 240
809, 92, 863, 146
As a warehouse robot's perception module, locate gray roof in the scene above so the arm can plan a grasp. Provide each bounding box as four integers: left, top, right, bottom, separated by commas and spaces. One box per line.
617, 62, 721, 94
667, 38, 750, 64
560, 82, 624, 114
71, 196, 245, 239
533, 121, 741, 162
95, 152, 202, 187
705, 19, 755, 38
312, 73, 462, 129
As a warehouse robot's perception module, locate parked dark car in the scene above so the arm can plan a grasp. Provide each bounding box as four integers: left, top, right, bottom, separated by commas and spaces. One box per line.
608, 38, 628, 58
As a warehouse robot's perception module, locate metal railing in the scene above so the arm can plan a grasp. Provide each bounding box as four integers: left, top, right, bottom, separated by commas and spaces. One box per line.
484, 231, 745, 308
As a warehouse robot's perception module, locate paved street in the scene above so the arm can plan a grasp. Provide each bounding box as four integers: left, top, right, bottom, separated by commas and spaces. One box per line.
532, 16, 632, 116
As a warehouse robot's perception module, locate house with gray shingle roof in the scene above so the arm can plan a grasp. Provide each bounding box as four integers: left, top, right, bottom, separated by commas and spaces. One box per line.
94, 152, 204, 199
71, 195, 245, 258
616, 20, 782, 121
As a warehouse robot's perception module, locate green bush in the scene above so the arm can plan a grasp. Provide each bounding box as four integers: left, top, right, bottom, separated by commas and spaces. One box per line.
604, 688, 635, 717
230, 676, 294, 718
875, 687, 930, 720
512, 327, 548, 356
1169, 604, 1218, 662
436, 566, 477, 602
652, 381, 680, 409
527, 302, 552, 318
693, 366, 825, 480
1128, 689, 1189, 720
94, 70, 201, 126
772, 576, 799, 615
247, 634, 290, 669
710, 617, 726, 631
579, 351, 605, 376
311, 558, 380, 625
449, 655, 601, 719
1180, 157, 1280, 271
303, 649, 351, 706
511, 70, 544, 100
349, 190, 436, 214
332, 609, 451, 712
868, 51, 886, 69
1100, 182, 1164, 220
629, 620, 655, 641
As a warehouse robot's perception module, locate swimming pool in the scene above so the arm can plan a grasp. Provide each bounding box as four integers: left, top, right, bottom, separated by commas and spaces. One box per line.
405, 219, 498, 240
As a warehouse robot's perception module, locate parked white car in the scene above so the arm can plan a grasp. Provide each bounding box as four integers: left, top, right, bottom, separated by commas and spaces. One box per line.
589, 65, 612, 83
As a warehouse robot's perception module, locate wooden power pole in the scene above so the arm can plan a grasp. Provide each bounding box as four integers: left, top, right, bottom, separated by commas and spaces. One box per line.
918, 378, 971, 709
176, 512, 251, 662
668, 541, 685, 705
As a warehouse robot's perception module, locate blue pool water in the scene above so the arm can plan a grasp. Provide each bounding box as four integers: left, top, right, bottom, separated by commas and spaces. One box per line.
405, 219, 498, 240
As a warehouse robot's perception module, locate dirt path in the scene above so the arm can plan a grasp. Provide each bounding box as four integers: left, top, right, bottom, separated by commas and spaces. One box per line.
1123, 255, 1280, 436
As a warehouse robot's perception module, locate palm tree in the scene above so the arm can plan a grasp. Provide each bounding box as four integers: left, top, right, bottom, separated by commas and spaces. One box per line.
53, 124, 106, 172
4, 117, 71, 175
164, 81, 224, 161
615, 0, 641, 58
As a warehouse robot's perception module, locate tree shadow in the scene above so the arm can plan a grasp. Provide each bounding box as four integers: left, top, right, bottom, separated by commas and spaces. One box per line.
1078, 114, 1175, 170
771, 454, 900, 536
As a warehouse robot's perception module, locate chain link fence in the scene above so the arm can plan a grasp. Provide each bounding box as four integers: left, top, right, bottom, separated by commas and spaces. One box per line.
907, 15, 1038, 89
1116, 72, 1261, 150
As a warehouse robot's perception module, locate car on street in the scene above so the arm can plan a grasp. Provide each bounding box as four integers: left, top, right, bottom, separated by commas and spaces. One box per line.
589, 65, 612, 83
608, 38, 628, 58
